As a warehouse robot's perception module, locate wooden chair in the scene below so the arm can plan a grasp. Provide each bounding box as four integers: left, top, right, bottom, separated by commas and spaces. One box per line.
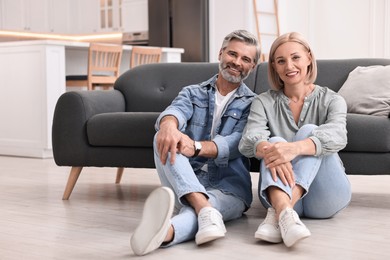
66, 43, 123, 90
115, 47, 163, 185
130, 46, 162, 68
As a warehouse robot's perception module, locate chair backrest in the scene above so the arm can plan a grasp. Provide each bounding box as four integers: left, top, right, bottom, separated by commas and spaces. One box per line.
88, 43, 123, 88
130, 46, 162, 68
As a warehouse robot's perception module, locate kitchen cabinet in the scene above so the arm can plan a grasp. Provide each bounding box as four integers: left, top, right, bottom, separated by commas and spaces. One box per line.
48, 0, 69, 33
1, 0, 49, 32
0, 0, 148, 34
68, 0, 100, 33
121, 0, 148, 33
99, 0, 123, 32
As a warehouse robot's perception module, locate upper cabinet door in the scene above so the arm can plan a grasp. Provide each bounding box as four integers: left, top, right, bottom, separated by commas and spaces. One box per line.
68, 0, 99, 34
99, 0, 123, 32
48, 0, 69, 33
26, 0, 48, 32
1, 0, 25, 31
121, 0, 148, 33
1, 0, 48, 32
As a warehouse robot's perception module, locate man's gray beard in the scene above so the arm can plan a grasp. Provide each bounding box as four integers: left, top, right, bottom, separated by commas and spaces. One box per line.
219, 62, 249, 84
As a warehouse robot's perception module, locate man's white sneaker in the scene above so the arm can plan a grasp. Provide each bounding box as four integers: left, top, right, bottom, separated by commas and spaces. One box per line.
254, 207, 282, 243
130, 187, 174, 256
195, 207, 226, 245
279, 207, 311, 247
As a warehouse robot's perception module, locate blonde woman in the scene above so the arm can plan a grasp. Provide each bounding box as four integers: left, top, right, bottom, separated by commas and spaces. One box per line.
239, 32, 351, 247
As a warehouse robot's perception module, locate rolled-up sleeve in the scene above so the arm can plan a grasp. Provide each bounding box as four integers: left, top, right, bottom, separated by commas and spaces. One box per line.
155, 87, 194, 132
311, 95, 348, 156
239, 95, 271, 159
213, 103, 253, 167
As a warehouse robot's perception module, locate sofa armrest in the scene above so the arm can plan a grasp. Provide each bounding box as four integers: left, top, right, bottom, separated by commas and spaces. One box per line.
52, 90, 125, 166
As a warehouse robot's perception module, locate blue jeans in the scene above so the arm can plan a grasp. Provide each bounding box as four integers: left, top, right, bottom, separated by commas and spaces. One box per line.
153, 138, 246, 246
259, 124, 352, 218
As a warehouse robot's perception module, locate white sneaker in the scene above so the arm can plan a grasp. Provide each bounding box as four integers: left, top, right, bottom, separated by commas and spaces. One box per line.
130, 187, 174, 256
279, 207, 311, 247
195, 207, 226, 245
254, 207, 282, 243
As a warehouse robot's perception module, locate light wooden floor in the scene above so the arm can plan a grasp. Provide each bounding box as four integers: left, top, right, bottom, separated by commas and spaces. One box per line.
1, 156, 389, 260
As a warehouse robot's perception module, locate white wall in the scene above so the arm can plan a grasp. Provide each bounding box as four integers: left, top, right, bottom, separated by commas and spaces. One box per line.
278, 0, 390, 59
208, 0, 390, 62
208, 0, 254, 62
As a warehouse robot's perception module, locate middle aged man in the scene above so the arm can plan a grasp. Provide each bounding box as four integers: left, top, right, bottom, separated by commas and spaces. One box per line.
130, 29, 261, 256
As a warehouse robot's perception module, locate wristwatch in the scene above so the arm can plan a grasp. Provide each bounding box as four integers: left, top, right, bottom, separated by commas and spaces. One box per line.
192, 141, 202, 157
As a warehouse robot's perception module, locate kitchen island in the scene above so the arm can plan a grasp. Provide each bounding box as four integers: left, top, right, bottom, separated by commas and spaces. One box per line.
0, 40, 184, 158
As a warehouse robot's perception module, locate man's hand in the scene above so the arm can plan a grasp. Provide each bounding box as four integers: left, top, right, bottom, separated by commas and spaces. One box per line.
177, 133, 196, 158
156, 116, 182, 165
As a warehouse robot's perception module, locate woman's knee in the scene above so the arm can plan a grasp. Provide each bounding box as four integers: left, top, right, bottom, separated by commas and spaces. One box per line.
269, 136, 287, 143
295, 124, 318, 141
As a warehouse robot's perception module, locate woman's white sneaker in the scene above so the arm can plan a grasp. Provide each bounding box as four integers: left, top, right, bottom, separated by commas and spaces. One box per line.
130, 187, 174, 256
254, 207, 282, 243
279, 207, 311, 247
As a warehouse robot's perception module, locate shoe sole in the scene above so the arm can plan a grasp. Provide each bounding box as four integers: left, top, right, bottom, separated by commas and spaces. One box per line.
254, 231, 282, 243
195, 229, 226, 245
283, 229, 311, 247
130, 187, 174, 255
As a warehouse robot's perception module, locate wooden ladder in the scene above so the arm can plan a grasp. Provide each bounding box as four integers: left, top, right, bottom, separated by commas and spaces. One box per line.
252, 0, 280, 61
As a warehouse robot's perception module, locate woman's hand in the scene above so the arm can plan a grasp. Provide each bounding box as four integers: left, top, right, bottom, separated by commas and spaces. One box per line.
268, 162, 295, 187
257, 141, 298, 187
263, 142, 299, 168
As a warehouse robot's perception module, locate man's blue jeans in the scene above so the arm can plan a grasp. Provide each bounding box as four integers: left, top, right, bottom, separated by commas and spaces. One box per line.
258, 124, 352, 218
153, 137, 246, 246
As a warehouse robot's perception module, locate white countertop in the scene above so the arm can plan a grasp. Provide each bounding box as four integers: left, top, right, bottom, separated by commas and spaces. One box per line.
0, 40, 185, 53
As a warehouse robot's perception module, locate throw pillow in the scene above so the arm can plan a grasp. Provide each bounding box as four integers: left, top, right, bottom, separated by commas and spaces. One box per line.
338, 65, 390, 117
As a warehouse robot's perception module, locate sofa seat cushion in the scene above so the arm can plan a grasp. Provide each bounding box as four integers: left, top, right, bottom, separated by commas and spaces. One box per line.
87, 112, 159, 147
343, 113, 390, 152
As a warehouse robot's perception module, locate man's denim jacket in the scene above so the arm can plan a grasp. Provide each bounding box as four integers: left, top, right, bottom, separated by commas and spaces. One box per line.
155, 75, 256, 209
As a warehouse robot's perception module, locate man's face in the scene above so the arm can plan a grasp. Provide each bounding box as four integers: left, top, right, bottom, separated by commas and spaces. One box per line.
218, 40, 257, 84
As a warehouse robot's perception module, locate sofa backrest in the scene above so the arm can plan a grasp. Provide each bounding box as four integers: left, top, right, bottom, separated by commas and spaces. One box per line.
314, 58, 390, 92
114, 62, 257, 112
115, 59, 390, 112
253, 58, 390, 94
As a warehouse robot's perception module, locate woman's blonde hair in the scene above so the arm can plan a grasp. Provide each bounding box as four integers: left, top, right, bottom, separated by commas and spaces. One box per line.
268, 32, 317, 90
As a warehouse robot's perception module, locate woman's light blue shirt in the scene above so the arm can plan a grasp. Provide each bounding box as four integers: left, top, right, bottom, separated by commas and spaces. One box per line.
239, 85, 348, 159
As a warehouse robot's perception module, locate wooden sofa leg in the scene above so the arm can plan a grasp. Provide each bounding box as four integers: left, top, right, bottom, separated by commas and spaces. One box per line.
62, 166, 83, 200
116, 167, 124, 184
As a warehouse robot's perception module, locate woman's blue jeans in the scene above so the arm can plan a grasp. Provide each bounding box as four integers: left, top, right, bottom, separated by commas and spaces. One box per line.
259, 124, 352, 218
153, 136, 246, 246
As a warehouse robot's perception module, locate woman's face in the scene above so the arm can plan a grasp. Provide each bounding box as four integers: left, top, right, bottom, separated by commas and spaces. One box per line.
272, 41, 311, 87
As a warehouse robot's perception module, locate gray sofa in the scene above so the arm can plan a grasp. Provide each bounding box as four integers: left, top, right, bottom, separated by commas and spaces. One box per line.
53, 59, 390, 199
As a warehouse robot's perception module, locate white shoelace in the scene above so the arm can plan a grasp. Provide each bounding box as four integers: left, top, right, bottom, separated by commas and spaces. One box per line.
279, 208, 301, 232
198, 208, 224, 230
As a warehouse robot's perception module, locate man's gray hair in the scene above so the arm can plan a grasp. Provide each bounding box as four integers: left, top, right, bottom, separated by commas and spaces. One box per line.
221, 30, 261, 64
